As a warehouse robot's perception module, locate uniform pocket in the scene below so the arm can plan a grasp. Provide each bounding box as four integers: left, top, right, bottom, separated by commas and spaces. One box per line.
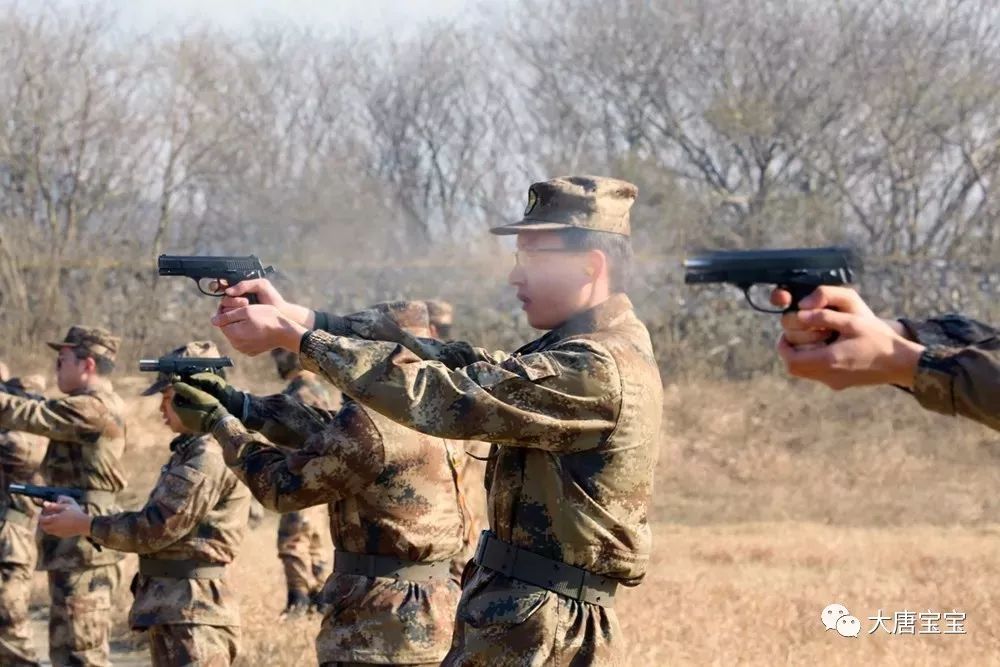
457, 566, 550, 629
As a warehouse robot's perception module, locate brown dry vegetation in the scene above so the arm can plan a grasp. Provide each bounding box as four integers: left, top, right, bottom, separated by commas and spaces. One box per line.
19, 371, 1000, 666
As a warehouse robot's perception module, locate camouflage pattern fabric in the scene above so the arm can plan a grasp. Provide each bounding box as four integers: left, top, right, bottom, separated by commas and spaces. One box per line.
277, 370, 337, 598
147, 623, 239, 667
48, 563, 121, 667
277, 506, 328, 596
0, 426, 46, 667
0, 561, 37, 666
901, 315, 1000, 431
300, 293, 663, 664
0, 378, 128, 666
89, 434, 250, 629
211, 392, 465, 665
444, 439, 488, 579
0, 379, 127, 570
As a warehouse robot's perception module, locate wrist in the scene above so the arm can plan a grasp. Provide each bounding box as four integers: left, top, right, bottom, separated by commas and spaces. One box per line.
279, 318, 309, 352
888, 339, 925, 389
283, 303, 314, 328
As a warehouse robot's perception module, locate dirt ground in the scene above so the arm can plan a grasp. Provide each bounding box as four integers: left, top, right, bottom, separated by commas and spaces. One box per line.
18, 374, 1000, 665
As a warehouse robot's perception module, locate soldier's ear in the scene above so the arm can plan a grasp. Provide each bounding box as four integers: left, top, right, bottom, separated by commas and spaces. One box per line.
584, 249, 606, 280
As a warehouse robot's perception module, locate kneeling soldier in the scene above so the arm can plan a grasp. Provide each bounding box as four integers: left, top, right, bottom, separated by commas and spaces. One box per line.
39, 342, 250, 667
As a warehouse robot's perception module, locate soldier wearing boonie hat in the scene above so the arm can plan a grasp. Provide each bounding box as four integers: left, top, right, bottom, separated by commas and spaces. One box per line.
0, 324, 127, 666
39, 339, 250, 666
208, 174, 663, 665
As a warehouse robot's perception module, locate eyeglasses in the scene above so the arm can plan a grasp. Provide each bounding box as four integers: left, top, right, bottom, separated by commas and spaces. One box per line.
512, 248, 585, 267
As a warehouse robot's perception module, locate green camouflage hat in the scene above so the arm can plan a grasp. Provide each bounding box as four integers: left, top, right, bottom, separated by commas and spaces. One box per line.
490, 175, 638, 237
141, 341, 224, 396
46, 325, 120, 362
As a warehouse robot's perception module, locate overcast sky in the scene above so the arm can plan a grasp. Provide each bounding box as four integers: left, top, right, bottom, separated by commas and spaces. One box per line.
15, 0, 491, 36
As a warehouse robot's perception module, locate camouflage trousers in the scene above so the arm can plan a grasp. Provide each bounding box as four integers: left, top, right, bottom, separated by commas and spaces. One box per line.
0, 562, 39, 666
443, 565, 622, 667
147, 623, 240, 667
48, 563, 121, 667
278, 508, 328, 594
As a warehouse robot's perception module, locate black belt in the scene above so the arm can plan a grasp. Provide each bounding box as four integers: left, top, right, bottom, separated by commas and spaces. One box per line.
473, 531, 619, 608
139, 557, 225, 579
0, 505, 32, 529
333, 551, 451, 582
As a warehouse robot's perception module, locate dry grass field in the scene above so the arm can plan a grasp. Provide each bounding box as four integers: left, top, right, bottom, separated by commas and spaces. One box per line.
22, 373, 1000, 666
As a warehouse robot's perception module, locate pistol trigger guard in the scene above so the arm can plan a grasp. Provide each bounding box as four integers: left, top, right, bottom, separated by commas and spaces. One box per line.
740, 285, 783, 314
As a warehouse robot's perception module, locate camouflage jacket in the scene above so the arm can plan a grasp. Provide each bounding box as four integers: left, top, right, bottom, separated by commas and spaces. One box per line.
0, 379, 126, 570
212, 393, 465, 664
901, 314, 1000, 432
0, 428, 46, 567
90, 434, 250, 628
304, 293, 663, 585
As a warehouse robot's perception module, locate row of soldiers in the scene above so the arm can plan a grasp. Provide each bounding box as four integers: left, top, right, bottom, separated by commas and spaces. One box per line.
1, 174, 997, 667
0, 300, 488, 665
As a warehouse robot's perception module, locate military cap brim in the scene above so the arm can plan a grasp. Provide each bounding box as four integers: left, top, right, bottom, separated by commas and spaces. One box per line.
489, 220, 579, 235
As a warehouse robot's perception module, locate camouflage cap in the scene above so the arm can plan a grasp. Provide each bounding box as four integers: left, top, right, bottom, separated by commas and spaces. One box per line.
46, 325, 120, 362
490, 175, 638, 237
424, 299, 454, 328
141, 340, 224, 396
372, 301, 432, 338
271, 348, 301, 379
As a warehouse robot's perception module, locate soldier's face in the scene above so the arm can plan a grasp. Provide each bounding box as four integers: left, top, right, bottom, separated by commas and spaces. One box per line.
55, 347, 88, 393
159, 387, 189, 434
509, 231, 597, 329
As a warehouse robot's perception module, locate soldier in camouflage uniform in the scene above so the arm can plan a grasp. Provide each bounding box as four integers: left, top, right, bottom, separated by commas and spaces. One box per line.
271, 348, 339, 615
775, 285, 1000, 431
0, 326, 127, 667
0, 375, 48, 666
210, 176, 665, 665
424, 300, 489, 579
39, 341, 251, 666
171, 301, 466, 666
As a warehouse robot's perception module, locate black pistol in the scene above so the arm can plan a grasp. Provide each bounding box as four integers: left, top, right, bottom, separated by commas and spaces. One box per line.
683, 246, 859, 312
138, 356, 233, 377
157, 254, 274, 304
8, 483, 84, 503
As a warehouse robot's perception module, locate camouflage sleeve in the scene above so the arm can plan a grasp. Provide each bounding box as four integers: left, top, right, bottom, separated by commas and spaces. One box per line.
90, 461, 216, 553
0, 393, 105, 444
299, 329, 621, 452
315, 309, 510, 368
900, 314, 999, 347
242, 393, 336, 448
911, 343, 1000, 432
210, 402, 386, 512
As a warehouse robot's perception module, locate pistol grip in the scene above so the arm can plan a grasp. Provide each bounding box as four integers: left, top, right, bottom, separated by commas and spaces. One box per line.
782, 283, 817, 313
782, 283, 839, 344
247, 294, 259, 305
